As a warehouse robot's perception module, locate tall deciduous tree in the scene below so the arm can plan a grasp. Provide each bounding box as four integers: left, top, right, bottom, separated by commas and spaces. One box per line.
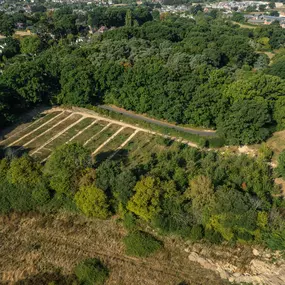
44, 143, 92, 195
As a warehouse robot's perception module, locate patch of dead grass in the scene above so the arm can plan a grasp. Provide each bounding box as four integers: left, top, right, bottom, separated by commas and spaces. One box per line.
0, 212, 226, 285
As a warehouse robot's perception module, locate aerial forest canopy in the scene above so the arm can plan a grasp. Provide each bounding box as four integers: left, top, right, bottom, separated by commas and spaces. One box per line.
1, 6, 285, 145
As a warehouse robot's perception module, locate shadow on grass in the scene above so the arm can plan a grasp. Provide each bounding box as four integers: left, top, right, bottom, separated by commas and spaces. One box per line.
0, 145, 33, 159
94, 149, 129, 166
0, 105, 52, 140
14, 272, 77, 285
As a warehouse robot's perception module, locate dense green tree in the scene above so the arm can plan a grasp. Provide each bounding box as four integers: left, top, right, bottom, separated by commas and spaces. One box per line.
0, 37, 20, 59
267, 56, 285, 79
0, 13, 14, 36
44, 143, 92, 195
74, 185, 110, 218
1, 61, 51, 105
127, 176, 162, 221
7, 155, 42, 187
20, 36, 42, 55
217, 99, 272, 145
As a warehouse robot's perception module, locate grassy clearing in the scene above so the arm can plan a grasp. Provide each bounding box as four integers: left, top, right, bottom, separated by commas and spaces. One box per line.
34, 147, 52, 161
44, 117, 96, 150
85, 124, 121, 152
8, 112, 71, 148
25, 114, 82, 151
72, 121, 108, 145
0, 112, 61, 146
232, 21, 258, 29
95, 128, 135, 162
0, 212, 226, 285
120, 132, 156, 165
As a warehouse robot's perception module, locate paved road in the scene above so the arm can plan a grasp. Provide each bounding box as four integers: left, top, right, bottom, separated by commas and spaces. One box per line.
98, 105, 217, 137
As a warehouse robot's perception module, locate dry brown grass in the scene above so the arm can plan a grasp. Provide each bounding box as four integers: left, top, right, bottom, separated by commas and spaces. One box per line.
0, 212, 226, 285
266, 130, 285, 162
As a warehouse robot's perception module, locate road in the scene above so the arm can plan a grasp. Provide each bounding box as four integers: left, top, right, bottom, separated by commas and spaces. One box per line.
98, 105, 217, 137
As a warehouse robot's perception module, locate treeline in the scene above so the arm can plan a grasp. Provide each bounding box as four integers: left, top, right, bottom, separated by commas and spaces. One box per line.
0, 5, 153, 37
1, 141, 285, 250
1, 9, 285, 145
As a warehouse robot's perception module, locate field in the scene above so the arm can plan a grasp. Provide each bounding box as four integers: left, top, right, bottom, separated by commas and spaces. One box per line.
0, 212, 227, 285
0, 108, 188, 165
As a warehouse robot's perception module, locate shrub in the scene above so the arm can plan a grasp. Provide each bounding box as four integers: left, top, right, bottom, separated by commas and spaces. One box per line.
74, 258, 109, 285
265, 230, 285, 250
204, 228, 223, 244
123, 212, 137, 231
44, 143, 92, 195
277, 150, 285, 179
207, 137, 225, 148
258, 143, 273, 161
123, 231, 162, 257
190, 225, 204, 241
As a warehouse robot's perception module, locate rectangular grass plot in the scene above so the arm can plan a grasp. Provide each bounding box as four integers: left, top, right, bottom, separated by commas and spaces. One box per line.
12, 112, 72, 147
72, 121, 108, 145
95, 128, 136, 162
124, 132, 156, 163
25, 114, 83, 150
85, 124, 122, 152
0, 111, 62, 147
33, 147, 52, 162
44, 117, 96, 149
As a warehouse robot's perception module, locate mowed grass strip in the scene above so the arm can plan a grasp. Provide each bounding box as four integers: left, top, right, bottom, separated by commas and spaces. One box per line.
0, 112, 61, 146
25, 114, 83, 151
85, 124, 121, 152
71, 120, 108, 145
45, 117, 96, 149
33, 147, 52, 162
10, 112, 71, 148
95, 128, 136, 162
124, 132, 157, 165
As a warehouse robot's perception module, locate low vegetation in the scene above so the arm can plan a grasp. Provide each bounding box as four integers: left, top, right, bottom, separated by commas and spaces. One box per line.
0, 140, 284, 252
123, 231, 162, 257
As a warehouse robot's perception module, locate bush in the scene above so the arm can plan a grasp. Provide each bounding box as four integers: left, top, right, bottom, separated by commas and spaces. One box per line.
258, 143, 273, 161
204, 228, 223, 244
122, 212, 137, 231
277, 150, 285, 178
265, 230, 285, 250
190, 225, 204, 241
207, 137, 225, 148
123, 231, 162, 257
74, 258, 109, 285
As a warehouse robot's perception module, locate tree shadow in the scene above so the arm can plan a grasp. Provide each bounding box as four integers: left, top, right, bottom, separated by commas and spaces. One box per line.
14, 272, 77, 285
94, 149, 129, 166
0, 145, 32, 159
0, 105, 52, 139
